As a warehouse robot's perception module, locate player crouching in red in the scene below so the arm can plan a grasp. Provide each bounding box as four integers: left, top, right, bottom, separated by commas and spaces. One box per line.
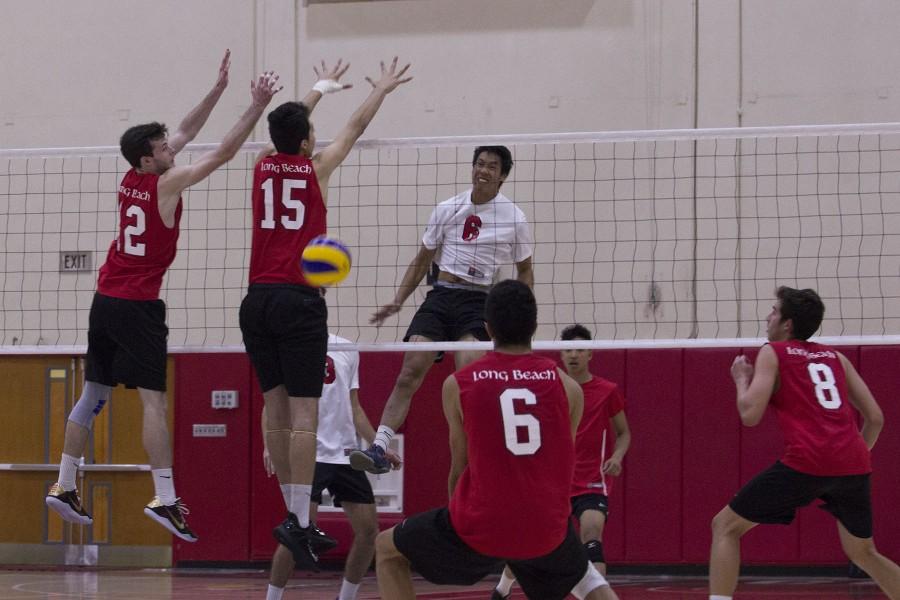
375, 280, 618, 600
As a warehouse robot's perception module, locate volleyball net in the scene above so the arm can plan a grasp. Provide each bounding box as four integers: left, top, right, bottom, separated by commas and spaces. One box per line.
2, 123, 900, 353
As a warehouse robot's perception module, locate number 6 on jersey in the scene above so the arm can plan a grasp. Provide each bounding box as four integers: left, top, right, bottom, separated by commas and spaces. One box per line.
499, 388, 542, 455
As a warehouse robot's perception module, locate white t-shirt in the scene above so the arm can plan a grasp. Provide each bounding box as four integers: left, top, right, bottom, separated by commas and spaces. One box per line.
316, 334, 362, 464
422, 190, 533, 285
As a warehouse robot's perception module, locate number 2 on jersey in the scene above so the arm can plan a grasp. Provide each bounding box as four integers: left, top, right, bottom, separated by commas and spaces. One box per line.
808, 362, 842, 409
261, 178, 307, 230
499, 388, 542, 455
123, 205, 146, 256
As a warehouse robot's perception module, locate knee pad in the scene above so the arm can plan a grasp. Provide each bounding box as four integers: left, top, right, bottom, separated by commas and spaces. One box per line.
67, 382, 113, 429
571, 562, 609, 600
584, 540, 604, 564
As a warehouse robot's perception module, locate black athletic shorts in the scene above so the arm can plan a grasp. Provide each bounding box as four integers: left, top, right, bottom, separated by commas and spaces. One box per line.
311, 462, 375, 507
239, 284, 328, 397
393, 507, 590, 600
571, 493, 609, 519
404, 286, 489, 342
730, 461, 873, 538
85, 292, 168, 391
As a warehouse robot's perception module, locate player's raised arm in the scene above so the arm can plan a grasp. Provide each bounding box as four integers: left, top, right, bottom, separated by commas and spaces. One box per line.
253, 59, 352, 165
168, 50, 231, 154
157, 71, 281, 218
313, 57, 412, 186
302, 58, 352, 114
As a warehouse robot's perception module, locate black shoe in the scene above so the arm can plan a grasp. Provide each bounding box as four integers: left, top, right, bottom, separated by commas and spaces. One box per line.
348, 444, 391, 474
308, 521, 338, 553
273, 513, 319, 571
490, 590, 511, 600
143, 497, 198, 542
46, 483, 93, 525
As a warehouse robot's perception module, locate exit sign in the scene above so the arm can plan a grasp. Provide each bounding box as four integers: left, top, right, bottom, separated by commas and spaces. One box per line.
59, 251, 93, 272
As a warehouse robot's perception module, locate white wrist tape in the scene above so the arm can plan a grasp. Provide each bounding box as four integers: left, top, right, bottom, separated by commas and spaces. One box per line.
313, 79, 344, 94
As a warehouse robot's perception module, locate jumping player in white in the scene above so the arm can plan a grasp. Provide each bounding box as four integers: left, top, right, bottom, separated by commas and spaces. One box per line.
351, 146, 534, 475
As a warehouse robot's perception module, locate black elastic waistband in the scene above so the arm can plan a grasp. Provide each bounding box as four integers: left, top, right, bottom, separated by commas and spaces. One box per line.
248, 283, 323, 296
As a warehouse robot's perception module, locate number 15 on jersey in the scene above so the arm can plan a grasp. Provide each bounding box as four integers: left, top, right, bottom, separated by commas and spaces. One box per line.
260, 178, 307, 230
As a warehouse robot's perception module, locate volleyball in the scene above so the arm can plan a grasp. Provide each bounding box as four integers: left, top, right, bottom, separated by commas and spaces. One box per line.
301, 235, 352, 286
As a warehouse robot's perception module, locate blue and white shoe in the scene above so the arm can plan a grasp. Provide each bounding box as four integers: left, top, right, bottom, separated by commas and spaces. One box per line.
348, 444, 391, 474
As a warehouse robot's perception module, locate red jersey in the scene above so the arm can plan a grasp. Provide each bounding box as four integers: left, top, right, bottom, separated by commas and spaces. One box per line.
768, 340, 871, 476
97, 169, 182, 300
570, 376, 625, 498
249, 153, 326, 285
449, 352, 575, 559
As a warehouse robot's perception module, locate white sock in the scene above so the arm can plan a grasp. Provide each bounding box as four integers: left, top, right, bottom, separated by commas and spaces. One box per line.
373, 426, 395, 451
496, 571, 516, 595
266, 584, 284, 600
279, 484, 291, 510
288, 484, 312, 527
338, 578, 360, 600
152, 468, 177, 505
710, 596, 732, 600
58, 453, 81, 491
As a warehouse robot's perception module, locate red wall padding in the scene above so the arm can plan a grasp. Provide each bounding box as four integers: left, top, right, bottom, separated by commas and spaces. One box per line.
681, 348, 743, 563
173, 345, 900, 565
173, 354, 254, 562
623, 349, 684, 561
858, 346, 900, 556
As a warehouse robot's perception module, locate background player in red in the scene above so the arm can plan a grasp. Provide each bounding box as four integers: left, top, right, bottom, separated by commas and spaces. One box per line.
708, 286, 900, 600
45, 53, 282, 542
240, 57, 412, 570
491, 323, 631, 599
351, 145, 534, 475
561, 324, 631, 574
375, 280, 618, 600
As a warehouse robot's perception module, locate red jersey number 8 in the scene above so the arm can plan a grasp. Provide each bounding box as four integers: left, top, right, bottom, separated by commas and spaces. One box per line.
807, 362, 842, 410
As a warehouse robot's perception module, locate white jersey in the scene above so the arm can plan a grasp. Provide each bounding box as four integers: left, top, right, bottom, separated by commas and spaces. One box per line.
422, 190, 533, 285
316, 334, 361, 464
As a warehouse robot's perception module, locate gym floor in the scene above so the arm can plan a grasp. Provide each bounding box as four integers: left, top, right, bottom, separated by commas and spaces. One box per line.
0, 568, 888, 599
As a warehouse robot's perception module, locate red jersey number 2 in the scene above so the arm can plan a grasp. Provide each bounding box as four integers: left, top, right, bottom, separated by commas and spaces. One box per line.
123, 205, 146, 256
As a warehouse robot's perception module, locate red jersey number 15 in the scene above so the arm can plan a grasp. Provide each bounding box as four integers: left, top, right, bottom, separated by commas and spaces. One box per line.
260, 178, 307, 230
